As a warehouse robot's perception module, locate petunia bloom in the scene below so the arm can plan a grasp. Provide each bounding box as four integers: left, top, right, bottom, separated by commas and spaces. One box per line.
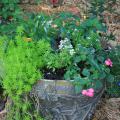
88, 88, 94, 93
82, 90, 87, 95
105, 58, 113, 67
86, 92, 94, 97
82, 88, 95, 97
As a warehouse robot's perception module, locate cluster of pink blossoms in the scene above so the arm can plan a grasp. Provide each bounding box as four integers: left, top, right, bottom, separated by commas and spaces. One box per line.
82, 88, 94, 97
105, 58, 112, 67
82, 58, 113, 97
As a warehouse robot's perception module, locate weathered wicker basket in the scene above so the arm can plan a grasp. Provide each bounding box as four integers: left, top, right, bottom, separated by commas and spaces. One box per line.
30, 79, 104, 120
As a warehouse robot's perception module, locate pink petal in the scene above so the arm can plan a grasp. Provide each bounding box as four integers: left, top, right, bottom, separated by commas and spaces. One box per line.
88, 88, 94, 93
105, 58, 113, 67
86, 92, 94, 97
82, 90, 87, 95
105, 60, 110, 66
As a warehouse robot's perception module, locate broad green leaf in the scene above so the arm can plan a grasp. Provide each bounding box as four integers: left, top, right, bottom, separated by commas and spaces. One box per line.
74, 56, 81, 63
75, 85, 82, 93
107, 74, 114, 83
82, 68, 90, 77
95, 80, 103, 89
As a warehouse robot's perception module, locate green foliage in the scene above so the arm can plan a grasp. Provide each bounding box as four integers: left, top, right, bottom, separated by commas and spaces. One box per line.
21, 12, 81, 41
0, 11, 115, 119
19, 13, 114, 93
0, 0, 24, 41
109, 46, 120, 76
0, 60, 4, 85
0, 0, 21, 20
63, 43, 113, 92
45, 50, 72, 69
106, 46, 120, 97
0, 27, 49, 119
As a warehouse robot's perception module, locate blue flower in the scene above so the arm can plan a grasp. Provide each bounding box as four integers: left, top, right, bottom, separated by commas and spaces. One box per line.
117, 81, 120, 86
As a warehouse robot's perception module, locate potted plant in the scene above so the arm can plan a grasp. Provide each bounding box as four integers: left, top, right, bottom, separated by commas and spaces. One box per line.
0, 13, 114, 120
29, 13, 114, 119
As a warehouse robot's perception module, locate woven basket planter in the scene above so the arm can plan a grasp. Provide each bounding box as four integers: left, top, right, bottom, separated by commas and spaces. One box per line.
30, 79, 104, 120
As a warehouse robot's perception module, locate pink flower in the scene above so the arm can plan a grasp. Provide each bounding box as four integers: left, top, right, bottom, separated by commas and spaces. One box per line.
82, 88, 95, 97
105, 58, 112, 67
87, 88, 94, 93
82, 90, 87, 95
86, 92, 94, 97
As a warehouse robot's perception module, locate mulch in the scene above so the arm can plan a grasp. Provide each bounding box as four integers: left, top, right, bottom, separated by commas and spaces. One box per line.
0, 110, 6, 120
92, 98, 120, 120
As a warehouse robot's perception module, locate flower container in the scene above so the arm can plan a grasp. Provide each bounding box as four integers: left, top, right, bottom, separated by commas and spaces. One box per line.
30, 79, 104, 120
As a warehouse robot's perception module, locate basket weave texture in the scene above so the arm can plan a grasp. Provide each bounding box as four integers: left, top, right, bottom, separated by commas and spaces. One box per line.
30, 79, 104, 120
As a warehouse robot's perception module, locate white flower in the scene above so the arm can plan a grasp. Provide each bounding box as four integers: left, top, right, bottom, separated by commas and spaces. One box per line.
58, 38, 75, 55
69, 44, 73, 49
60, 40, 65, 44
58, 44, 63, 50
46, 20, 52, 26
69, 49, 75, 55
64, 38, 69, 42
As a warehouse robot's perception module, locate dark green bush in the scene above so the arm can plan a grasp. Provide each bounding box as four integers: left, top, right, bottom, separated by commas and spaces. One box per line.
107, 46, 120, 97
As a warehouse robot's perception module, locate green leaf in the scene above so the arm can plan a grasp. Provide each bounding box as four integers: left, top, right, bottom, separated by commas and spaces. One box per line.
105, 68, 110, 73
95, 80, 103, 89
75, 85, 82, 93
82, 68, 90, 77
74, 56, 81, 63
81, 54, 86, 61
107, 74, 114, 83
97, 56, 104, 62
89, 57, 100, 71
99, 72, 106, 79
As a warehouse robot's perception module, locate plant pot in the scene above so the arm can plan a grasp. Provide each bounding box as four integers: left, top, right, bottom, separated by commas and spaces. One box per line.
30, 79, 104, 120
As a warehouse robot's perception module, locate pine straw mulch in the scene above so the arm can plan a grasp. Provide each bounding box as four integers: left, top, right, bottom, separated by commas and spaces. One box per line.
0, 110, 6, 120
92, 98, 120, 120
20, 2, 88, 20
103, 0, 120, 43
